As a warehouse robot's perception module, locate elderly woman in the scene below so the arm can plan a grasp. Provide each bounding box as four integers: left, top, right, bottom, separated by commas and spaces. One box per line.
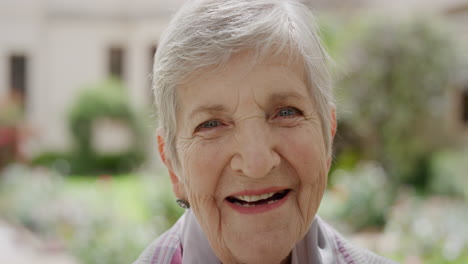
135, 0, 396, 263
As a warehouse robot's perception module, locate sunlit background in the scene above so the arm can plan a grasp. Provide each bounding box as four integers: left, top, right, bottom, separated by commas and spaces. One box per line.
1, 0, 467, 263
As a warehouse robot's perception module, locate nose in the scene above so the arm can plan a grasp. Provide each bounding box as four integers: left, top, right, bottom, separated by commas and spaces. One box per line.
230, 118, 280, 178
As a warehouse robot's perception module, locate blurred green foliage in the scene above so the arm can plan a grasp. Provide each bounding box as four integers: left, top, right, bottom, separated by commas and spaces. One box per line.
0, 165, 183, 264
4, 161, 466, 264
384, 189, 468, 263
332, 163, 393, 230
333, 18, 458, 190
320, 16, 465, 231
68, 78, 147, 175
32, 78, 148, 175
320, 156, 468, 263
429, 149, 468, 199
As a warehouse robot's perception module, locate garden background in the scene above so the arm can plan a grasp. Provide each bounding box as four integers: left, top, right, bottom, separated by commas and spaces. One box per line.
1, 0, 468, 263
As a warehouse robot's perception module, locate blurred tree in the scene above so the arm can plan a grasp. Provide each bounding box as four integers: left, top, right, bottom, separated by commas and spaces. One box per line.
335, 19, 458, 191
67, 78, 147, 175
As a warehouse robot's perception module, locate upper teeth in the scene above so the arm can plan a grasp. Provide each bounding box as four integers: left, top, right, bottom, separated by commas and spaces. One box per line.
233, 192, 276, 202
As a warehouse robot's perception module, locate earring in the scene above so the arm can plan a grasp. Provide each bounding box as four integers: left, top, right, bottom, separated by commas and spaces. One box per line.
176, 199, 190, 209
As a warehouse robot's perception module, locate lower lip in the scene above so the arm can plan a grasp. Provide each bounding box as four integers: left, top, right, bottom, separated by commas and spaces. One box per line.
226, 191, 290, 215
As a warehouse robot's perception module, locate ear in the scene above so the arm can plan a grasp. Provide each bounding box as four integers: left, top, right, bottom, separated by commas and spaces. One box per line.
156, 128, 186, 200
327, 107, 337, 170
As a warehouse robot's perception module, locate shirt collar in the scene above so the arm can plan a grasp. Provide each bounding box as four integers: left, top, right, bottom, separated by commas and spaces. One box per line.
181, 210, 220, 264
181, 210, 336, 264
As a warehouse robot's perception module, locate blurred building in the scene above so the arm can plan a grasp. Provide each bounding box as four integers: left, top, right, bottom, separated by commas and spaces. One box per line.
0, 0, 467, 157
0, 0, 184, 156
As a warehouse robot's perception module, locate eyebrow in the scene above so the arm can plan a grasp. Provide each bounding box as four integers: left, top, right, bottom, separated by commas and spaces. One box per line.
189, 104, 228, 119
268, 91, 304, 104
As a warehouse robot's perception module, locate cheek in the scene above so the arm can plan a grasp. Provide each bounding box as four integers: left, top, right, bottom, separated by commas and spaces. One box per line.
179, 139, 229, 202
178, 139, 233, 258
277, 126, 328, 178
277, 127, 328, 213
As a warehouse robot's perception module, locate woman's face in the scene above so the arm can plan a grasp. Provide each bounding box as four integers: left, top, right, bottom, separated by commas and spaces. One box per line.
163, 52, 334, 264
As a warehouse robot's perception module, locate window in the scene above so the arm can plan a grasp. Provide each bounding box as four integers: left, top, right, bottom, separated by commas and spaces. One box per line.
108, 47, 125, 80
462, 89, 468, 124
9, 55, 27, 107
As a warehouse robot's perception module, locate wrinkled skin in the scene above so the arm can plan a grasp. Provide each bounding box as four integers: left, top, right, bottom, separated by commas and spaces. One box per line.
158, 52, 336, 264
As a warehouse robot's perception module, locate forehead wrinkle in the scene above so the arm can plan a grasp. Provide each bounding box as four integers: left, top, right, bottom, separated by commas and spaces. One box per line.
183, 60, 251, 121
251, 60, 310, 103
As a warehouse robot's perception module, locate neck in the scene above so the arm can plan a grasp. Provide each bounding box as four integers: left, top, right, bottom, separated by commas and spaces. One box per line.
221, 253, 292, 264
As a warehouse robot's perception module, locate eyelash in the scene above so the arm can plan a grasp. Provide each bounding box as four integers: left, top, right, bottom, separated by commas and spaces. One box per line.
194, 107, 303, 133
195, 120, 223, 132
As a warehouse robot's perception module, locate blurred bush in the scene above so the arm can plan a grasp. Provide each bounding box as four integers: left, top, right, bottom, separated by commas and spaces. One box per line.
320, 161, 394, 231
31, 151, 74, 175
429, 148, 468, 199
32, 78, 148, 175
384, 189, 468, 263
68, 78, 147, 175
319, 159, 468, 263
334, 18, 459, 191
0, 164, 183, 264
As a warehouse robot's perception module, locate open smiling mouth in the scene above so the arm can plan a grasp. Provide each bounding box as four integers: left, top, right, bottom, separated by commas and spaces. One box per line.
226, 189, 291, 207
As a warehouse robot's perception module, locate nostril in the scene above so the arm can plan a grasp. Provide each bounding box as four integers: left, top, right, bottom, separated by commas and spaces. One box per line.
270, 149, 281, 168
230, 153, 244, 173
230, 149, 280, 178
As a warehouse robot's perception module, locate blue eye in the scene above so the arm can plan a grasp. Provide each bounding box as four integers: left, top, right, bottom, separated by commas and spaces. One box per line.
196, 120, 221, 131
278, 107, 300, 117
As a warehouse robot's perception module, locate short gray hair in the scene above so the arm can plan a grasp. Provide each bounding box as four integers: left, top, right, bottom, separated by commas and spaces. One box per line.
153, 0, 334, 169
